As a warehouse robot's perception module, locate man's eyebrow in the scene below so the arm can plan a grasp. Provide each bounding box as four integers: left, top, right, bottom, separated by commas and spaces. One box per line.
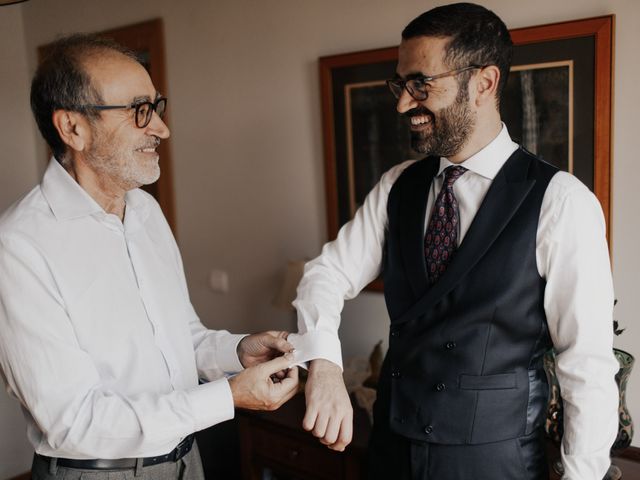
405, 72, 430, 80
131, 95, 153, 104
394, 71, 430, 80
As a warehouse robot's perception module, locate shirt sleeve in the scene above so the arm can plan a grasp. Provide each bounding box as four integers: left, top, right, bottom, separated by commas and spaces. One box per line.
0, 233, 234, 459
292, 161, 414, 370
537, 173, 619, 480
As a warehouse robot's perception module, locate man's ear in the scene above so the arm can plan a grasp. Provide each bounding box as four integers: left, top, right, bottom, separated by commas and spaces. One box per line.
473, 65, 501, 107
51, 110, 91, 152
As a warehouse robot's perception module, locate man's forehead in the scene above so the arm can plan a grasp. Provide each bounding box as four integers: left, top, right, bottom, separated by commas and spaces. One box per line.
84, 52, 157, 102
397, 36, 450, 75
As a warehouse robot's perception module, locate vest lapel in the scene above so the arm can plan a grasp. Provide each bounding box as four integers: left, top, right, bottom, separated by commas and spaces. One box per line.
398, 158, 439, 300
392, 149, 536, 324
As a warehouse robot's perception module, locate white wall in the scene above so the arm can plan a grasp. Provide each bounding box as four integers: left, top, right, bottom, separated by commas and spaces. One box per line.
0, 3, 42, 479
0, 0, 638, 476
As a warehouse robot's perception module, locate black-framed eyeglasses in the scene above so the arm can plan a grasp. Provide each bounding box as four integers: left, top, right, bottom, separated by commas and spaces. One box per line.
386, 65, 484, 101
77, 97, 167, 128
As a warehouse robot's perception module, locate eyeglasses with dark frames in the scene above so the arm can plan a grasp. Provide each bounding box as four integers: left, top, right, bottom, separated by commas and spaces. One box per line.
386, 65, 484, 101
77, 97, 167, 128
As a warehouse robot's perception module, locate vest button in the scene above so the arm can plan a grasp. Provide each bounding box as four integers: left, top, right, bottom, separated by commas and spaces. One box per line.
424, 425, 433, 434
445, 341, 456, 350
390, 329, 399, 337
391, 369, 401, 378
435, 382, 446, 391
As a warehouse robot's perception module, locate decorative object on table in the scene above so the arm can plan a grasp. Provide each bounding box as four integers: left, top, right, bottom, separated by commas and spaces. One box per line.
342, 341, 384, 424
543, 302, 633, 480
363, 340, 383, 388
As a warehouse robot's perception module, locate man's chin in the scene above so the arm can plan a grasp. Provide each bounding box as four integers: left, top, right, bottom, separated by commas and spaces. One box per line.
410, 135, 435, 156
133, 166, 161, 188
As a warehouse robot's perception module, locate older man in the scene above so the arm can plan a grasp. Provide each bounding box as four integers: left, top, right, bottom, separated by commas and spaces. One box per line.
0, 34, 298, 480
296, 3, 618, 479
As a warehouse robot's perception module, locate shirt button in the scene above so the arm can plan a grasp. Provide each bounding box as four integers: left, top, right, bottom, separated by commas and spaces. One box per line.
390, 329, 399, 338
436, 383, 446, 392
424, 425, 434, 434
391, 369, 401, 378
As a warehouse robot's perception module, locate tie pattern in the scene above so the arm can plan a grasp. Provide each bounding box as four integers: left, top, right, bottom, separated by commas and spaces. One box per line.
425, 165, 467, 284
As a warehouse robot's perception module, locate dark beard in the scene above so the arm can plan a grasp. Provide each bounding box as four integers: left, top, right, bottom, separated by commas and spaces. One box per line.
408, 87, 475, 157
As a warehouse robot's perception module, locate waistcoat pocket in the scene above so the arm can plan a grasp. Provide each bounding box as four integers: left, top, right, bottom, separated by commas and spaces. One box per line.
459, 372, 517, 390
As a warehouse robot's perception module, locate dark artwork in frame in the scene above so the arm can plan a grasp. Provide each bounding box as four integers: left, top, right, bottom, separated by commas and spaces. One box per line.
501, 35, 595, 189
319, 17, 613, 292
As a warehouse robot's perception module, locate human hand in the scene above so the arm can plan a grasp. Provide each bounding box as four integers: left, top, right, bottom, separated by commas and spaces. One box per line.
237, 330, 293, 368
303, 358, 353, 451
229, 353, 299, 410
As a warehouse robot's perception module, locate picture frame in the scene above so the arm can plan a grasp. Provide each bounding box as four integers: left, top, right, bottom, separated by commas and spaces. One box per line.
319, 15, 613, 292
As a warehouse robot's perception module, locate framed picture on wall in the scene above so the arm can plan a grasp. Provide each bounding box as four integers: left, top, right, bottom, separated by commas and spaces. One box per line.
319, 15, 613, 291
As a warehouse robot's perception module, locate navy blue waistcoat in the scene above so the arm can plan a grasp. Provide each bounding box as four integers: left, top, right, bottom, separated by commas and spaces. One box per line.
378, 147, 558, 445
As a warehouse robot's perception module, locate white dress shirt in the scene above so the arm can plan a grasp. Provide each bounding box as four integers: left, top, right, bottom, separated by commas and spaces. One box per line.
0, 160, 245, 460
294, 125, 619, 479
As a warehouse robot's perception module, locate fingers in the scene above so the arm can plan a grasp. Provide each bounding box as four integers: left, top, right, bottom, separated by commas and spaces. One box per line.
262, 332, 294, 354
267, 366, 299, 410
321, 414, 340, 445
304, 409, 352, 451
329, 414, 353, 451
302, 401, 317, 432
279, 366, 299, 398
259, 353, 294, 376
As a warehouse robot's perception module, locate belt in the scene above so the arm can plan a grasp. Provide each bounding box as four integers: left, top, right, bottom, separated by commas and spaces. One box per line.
38, 434, 195, 470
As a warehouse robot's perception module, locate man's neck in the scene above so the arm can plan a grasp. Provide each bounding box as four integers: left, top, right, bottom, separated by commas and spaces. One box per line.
64, 160, 127, 221
446, 115, 503, 164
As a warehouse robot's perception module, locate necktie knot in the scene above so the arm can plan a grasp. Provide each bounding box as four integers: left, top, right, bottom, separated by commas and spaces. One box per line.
443, 165, 467, 188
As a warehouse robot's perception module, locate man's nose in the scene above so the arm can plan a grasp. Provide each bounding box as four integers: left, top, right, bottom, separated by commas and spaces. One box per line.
396, 88, 419, 114
146, 111, 170, 139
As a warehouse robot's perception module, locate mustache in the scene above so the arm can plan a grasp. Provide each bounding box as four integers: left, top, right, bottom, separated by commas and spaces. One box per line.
402, 106, 433, 119
137, 137, 161, 150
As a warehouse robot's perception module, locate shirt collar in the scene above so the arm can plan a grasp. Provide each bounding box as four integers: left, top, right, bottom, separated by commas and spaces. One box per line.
438, 123, 519, 180
41, 158, 150, 223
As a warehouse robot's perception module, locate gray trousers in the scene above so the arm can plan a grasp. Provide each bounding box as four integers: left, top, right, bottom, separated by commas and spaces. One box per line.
31, 442, 205, 480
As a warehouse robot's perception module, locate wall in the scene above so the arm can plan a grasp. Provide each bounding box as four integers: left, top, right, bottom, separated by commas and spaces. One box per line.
0, 3, 41, 479
0, 0, 638, 476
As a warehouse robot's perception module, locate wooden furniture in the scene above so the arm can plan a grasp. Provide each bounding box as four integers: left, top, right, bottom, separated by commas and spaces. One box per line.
238, 393, 640, 480
237, 393, 370, 480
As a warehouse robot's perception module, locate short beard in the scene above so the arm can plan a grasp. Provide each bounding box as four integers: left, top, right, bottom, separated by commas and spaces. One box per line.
408, 83, 476, 157
87, 127, 161, 190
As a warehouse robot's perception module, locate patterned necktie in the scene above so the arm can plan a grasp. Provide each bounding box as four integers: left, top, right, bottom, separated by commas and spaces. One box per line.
424, 165, 467, 284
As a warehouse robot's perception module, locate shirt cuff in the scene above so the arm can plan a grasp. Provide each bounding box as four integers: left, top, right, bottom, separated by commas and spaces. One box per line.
288, 330, 343, 371
187, 378, 235, 431
215, 333, 247, 373
560, 443, 611, 480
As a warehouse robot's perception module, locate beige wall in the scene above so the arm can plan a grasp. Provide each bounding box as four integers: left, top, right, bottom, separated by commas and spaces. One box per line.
0, 4, 41, 479
0, 0, 638, 476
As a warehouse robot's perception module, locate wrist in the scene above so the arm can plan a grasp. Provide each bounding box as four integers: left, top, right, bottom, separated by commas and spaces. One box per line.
309, 358, 341, 375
